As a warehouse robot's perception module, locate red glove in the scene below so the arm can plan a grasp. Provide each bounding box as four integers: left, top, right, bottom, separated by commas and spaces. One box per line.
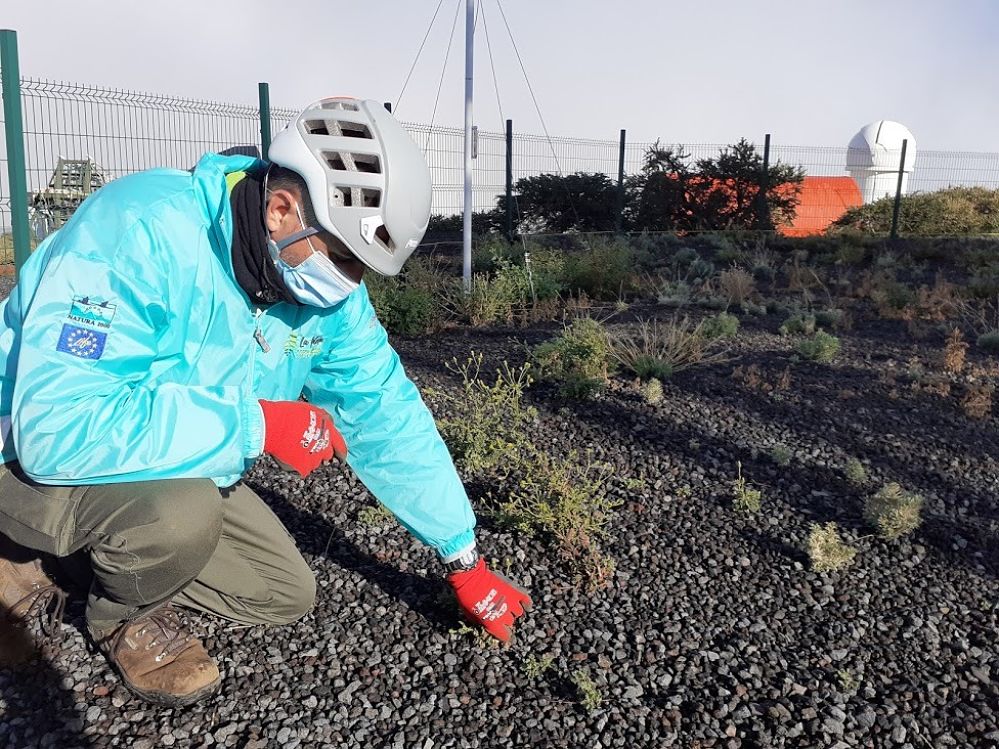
259, 400, 347, 478
448, 558, 532, 642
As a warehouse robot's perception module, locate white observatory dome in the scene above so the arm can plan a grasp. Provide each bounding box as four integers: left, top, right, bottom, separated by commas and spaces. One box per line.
846, 121, 917, 203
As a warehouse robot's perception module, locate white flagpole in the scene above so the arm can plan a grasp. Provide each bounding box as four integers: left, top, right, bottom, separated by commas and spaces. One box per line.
462, 0, 474, 292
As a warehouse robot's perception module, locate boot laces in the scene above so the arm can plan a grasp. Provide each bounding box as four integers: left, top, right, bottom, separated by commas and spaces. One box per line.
118, 607, 194, 663
6, 584, 67, 640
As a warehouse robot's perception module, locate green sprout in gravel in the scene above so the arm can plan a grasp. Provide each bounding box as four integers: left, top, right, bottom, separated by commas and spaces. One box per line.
533, 317, 615, 399
732, 461, 762, 512
865, 483, 924, 539
808, 523, 857, 572
357, 504, 392, 527
836, 669, 859, 692
845, 458, 868, 485
522, 653, 555, 680
571, 669, 603, 713
641, 377, 664, 405
796, 330, 841, 363
769, 445, 793, 467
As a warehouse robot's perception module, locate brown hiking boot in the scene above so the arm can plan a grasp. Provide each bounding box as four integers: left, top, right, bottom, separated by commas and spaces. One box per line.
97, 605, 221, 706
0, 537, 66, 638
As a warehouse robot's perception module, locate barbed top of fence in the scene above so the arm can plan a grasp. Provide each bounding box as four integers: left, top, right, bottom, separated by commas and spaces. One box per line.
19, 77, 264, 118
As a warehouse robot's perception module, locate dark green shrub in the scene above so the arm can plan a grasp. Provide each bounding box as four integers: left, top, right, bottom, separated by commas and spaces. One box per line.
831, 186, 999, 236
533, 318, 615, 398
563, 238, 634, 299
701, 311, 740, 340
796, 330, 841, 363
977, 330, 999, 353
814, 308, 845, 330
780, 312, 817, 337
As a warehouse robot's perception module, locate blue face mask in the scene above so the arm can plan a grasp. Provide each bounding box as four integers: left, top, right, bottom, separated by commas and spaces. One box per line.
267, 203, 359, 308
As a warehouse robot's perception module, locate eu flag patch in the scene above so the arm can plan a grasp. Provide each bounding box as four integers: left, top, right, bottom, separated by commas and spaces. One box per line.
56, 324, 107, 360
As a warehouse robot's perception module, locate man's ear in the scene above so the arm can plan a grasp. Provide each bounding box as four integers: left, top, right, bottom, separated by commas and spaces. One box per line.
264, 188, 297, 233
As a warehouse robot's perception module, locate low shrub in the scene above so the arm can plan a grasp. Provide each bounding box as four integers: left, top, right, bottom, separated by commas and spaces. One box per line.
797, 331, 841, 363
961, 383, 994, 419
719, 267, 755, 307
864, 483, 924, 539
808, 523, 857, 572
654, 278, 693, 308
701, 312, 740, 340
942, 328, 968, 373
845, 458, 868, 485
814, 308, 846, 330
443, 264, 528, 327
571, 669, 603, 713
562, 237, 634, 300
429, 353, 536, 474
780, 312, 816, 337
831, 186, 999, 236
769, 445, 793, 467
640, 377, 664, 405
977, 330, 999, 354
533, 318, 615, 398
609, 316, 729, 381
498, 448, 619, 589
732, 462, 762, 512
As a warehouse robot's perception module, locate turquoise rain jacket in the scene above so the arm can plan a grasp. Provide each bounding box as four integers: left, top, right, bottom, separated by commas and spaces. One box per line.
0, 153, 476, 558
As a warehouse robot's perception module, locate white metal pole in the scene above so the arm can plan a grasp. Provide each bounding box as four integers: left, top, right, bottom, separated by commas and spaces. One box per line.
462, 0, 474, 292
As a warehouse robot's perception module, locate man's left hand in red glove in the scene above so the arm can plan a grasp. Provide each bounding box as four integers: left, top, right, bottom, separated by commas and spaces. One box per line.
447, 548, 532, 642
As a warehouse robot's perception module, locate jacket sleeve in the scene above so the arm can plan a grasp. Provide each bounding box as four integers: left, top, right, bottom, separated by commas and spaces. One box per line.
303, 285, 476, 559
11, 223, 263, 485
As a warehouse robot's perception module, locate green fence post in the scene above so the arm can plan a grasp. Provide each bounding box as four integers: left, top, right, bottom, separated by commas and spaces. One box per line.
1, 30, 30, 275
505, 118, 513, 242
615, 128, 626, 233
890, 139, 908, 240
258, 82, 271, 160
758, 133, 772, 230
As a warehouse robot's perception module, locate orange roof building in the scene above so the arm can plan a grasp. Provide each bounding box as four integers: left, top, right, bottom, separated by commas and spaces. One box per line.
781, 176, 863, 236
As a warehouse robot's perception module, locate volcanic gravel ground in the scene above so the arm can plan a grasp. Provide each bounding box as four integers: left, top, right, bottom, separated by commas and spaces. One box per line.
1, 303, 998, 748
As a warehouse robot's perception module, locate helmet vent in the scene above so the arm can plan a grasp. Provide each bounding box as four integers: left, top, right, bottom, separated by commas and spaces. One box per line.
333, 187, 381, 208
323, 151, 381, 174
375, 224, 394, 251
340, 123, 372, 139
320, 100, 359, 112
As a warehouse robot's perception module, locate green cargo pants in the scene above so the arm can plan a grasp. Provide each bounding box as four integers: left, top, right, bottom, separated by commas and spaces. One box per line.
0, 462, 316, 635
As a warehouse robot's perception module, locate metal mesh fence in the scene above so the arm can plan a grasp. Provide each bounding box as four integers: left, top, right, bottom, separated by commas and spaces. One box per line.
3, 75, 999, 263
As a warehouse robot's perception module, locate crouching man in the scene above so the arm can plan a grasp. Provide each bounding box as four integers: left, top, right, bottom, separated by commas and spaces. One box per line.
0, 98, 530, 706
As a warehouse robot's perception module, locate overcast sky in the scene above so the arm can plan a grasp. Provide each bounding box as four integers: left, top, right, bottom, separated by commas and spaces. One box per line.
4, 0, 998, 151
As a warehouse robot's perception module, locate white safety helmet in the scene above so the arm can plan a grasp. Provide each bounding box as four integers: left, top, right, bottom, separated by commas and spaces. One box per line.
267, 97, 432, 276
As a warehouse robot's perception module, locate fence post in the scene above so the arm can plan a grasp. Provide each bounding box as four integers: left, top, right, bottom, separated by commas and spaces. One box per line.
758, 133, 772, 230
890, 138, 908, 240
505, 118, 513, 241
1, 30, 30, 275
615, 129, 626, 233
258, 82, 271, 161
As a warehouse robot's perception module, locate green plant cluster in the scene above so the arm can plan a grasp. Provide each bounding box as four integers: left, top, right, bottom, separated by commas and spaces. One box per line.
430, 354, 537, 474
609, 315, 731, 383
832, 186, 999, 236
796, 330, 841, 363
864, 483, 924, 539
701, 311, 740, 340
428, 353, 618, 588
807, 523, 857, 572
533, 318, 616, 398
